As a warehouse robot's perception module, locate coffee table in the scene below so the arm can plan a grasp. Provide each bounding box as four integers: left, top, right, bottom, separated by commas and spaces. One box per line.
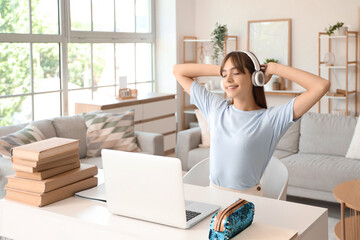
333, 179, 360, 240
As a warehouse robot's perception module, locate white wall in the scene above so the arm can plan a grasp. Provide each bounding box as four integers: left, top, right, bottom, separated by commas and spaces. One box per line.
174, 0, 360, 115
155, 0, 177, 94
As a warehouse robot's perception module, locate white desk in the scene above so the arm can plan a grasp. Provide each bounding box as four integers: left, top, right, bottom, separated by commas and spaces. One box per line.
0, 183, 327, 240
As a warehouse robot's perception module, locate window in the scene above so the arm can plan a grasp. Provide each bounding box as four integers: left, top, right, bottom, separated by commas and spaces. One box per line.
0, 0, 155, 126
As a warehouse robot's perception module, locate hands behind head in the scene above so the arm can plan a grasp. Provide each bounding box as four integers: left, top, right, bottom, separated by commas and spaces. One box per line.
260, 64, 273, 85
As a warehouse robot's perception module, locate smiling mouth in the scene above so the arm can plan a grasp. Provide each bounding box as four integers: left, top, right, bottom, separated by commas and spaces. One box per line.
226, 85, 239, 90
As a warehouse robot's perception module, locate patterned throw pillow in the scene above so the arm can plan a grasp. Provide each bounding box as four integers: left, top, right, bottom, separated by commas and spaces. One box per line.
0, 124, 46, 157
83, 110, 140, 157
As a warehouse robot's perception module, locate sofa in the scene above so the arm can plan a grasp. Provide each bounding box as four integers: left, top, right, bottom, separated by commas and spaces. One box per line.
0, 114, 165, 198
176, 112, 360, 203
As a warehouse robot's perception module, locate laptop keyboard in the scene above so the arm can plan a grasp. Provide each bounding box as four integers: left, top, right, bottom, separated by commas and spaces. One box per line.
186, 210, 201, 222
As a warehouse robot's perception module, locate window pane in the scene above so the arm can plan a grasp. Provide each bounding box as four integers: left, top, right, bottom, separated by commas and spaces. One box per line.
0, 0, 29, 33
0, 96, 31, 126
116, 43, 135, 85
116, 0, 134, 32
129, 82, 152, 95
68, 43, 91, 89
93, 87, 115, 99
70, 0, 91, 31
34, 93, 60, 120
68, 89, 92, 116
32, 0, 58, 34
0, 43, 31, 95
136, 43, 152, 82
33, 43, 60, 92
93, 0, 114, 31
93, 44, 115, 87
136, 0, 150, 33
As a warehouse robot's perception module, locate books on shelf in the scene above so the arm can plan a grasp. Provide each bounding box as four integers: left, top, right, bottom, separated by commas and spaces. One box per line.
5, 177, 98, 207
10, 137, 79, 162
7, 164, 98, 193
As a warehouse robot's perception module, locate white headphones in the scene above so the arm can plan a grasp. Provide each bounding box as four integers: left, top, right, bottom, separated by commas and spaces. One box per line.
241, 51, 265, 87
221, 51, 265, 88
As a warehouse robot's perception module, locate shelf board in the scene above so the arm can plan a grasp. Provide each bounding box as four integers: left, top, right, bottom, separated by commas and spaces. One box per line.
184, 110, 196, 115
184, 37, 238, 43
319, 65, 356, 69
183, 39, 212, 42
319, 35, 356, 39
324, 95, 346, 100
265, 90, 304, 96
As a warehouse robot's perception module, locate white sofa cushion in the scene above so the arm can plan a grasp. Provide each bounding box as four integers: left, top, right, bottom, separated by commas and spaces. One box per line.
299, 112, 357, 156
0, 124, 46, 157
280, 153, 360, 193
272, 150, 294, 159
188, 147, 210, 170
194, 109, 210, 148
276, 120, 300, 153
52, 115, 88, 158
346, 116, 360, 159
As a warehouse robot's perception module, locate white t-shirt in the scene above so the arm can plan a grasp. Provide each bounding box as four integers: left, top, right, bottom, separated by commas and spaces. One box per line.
190, 81, 297, 190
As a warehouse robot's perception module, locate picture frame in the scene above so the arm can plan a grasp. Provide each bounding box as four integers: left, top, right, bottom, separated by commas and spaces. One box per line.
248, 19, 292, 90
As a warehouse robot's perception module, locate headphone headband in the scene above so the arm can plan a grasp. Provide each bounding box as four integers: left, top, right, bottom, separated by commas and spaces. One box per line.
236, 51, 261, 71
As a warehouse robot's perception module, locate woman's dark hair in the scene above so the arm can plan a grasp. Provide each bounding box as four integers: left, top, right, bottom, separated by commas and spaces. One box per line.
220, 51, 267, 109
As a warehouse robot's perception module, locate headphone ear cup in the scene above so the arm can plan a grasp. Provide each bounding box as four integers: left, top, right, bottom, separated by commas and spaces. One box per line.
253, 71, 265, 87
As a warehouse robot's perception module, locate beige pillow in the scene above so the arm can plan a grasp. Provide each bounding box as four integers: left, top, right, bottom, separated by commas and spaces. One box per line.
346, 117, 360, 159
0, 123, 46, 157
83, 110, 140, 157
195, 109, 210, 148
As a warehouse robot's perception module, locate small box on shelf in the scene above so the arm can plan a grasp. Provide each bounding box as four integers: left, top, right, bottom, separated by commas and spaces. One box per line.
116, 88, 138, 100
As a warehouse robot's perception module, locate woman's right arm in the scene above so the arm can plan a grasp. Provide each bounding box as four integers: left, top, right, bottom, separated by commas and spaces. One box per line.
172, 64, 220, 95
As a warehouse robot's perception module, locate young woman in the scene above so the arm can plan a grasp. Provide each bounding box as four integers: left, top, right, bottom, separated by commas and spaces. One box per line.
173, 51, 330, 196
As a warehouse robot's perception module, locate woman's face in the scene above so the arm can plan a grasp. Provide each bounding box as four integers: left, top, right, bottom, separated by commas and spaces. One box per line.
221, 58, 252, 99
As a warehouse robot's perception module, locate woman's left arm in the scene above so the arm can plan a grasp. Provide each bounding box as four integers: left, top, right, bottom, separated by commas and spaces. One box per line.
265, 63, 330, 120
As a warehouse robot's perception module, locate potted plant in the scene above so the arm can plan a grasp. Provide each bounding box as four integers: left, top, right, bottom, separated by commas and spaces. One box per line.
210, 23, 228, 65
263, 58, 281, 90
325, 21, 348, 36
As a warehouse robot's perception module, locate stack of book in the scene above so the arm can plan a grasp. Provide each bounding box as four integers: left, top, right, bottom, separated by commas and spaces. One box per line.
5, 137, 98, 207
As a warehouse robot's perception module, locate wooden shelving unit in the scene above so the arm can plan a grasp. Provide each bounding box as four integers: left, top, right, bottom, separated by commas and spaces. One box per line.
318, 31, 358, 116
181, 36, 238, 130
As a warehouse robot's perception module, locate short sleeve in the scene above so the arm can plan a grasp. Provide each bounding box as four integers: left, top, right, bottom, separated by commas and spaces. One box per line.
266, 97, 299, 140
190, 81, 225, 121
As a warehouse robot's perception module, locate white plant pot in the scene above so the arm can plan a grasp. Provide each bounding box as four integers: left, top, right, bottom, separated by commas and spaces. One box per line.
265, 75, 278, 91
336, 26, 348, 36
205, 56, 213, 65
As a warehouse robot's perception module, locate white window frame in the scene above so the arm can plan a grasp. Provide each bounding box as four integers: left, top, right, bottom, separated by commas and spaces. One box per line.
0, 0, 155, 120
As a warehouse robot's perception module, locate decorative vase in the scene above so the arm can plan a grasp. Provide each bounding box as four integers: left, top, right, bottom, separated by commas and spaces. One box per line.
324, 52, 335, 66
205, 56, 213, 64
336, 26, 348, 36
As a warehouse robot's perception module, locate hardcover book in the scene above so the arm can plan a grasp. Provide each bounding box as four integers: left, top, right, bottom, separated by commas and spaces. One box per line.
12, 154, 80, 173
5, 177, 98, 207
15, 161, 81, 180
11, 137, 79, 162
7, 164, 98, 194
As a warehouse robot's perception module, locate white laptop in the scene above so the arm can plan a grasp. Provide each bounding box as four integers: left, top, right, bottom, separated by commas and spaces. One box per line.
101, 149, 220, 229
